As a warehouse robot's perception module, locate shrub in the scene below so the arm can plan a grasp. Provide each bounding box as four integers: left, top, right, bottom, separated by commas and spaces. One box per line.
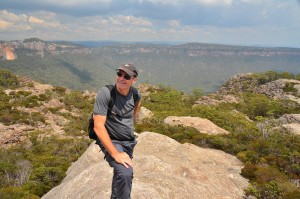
283, 82, 298, 93
241, 163, 257, 180
30, 167, 65, 190
0, 69, 20, 88
0, 187, 39, 199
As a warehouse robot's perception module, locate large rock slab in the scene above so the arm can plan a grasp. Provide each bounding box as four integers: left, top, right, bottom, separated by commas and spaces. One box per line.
42, 132, 248, 199
164, 116, 230, 135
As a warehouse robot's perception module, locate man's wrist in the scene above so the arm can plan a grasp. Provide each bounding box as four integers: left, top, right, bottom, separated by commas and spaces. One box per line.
111, 151, 120, 159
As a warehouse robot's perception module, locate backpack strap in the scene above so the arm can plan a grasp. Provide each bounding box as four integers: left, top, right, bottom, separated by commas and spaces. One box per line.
105, 85, 116, 110
131, 86, 139, 105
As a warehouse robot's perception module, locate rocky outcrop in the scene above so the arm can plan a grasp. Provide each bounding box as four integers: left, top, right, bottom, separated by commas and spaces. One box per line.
1, 77, 73, 146
255, 79, 300, 100
164, 116, 229, 135
194, 94, 240, 106
0, 123, 34, 147
217, 73, 300, 104
137, 106, 153, 124
278, 114, 300, 135
42, 132, 248, 199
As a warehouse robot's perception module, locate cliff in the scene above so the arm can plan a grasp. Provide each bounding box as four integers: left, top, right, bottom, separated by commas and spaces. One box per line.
42, 132, 249, 199
0, 39, 91, 60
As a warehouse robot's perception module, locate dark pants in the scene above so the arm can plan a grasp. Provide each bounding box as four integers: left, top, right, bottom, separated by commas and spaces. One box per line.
96, 139, 137, 199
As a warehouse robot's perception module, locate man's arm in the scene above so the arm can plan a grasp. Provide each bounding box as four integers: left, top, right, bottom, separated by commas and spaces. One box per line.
93, 115, 133, 168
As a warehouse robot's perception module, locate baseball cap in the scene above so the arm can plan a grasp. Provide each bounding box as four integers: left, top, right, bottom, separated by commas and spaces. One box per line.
116, 63, 138, 77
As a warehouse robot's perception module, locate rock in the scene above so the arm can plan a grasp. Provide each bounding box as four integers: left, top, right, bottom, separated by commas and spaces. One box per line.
279, 114, 300, 124
0, 123, 35, 147
164, 116, 230, 135
218, 74, 300, 105
282, 124, 300, 135
217, 73, 257, 95
254, 79, 300, 101
278, 114, 300, 135
42, 132, 248, 199
137, 106, 153, 123
194, 94, 239, 106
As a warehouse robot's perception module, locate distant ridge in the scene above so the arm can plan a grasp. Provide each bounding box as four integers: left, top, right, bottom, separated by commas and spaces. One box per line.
1, 38, 300, 93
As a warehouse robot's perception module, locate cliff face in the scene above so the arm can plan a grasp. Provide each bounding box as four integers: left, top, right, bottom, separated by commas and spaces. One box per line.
42, 132, 249, 199
114, 43, 300, 57
0, 45, 17, 60
0, 39, 91, 60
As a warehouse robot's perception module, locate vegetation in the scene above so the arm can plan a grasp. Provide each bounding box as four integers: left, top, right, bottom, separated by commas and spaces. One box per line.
136, 71, 300, 199
1, 41, 300, 93
0, 134, 89, 197
0, 70, 92, 198
0, 69, 20, 88
0, 69, 300, 198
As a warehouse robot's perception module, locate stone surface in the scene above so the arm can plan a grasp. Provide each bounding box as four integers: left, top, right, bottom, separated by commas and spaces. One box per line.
137, 106, 153, 123
282, 124, 300, 135
279, 114, 300, 135
164, 116, 230, 135
42, 132, 248, 199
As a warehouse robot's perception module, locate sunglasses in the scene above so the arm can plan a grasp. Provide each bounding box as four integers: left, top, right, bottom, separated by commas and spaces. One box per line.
117, 71, 132, 80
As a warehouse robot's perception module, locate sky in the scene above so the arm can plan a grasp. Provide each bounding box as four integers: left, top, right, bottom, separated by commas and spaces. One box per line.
0, 0, 300, 48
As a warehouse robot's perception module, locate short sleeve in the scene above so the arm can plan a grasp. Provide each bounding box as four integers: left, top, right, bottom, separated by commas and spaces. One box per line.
93, 87, 111, 116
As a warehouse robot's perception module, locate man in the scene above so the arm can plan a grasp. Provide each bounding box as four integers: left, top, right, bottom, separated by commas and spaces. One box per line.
93, 63, 141, 199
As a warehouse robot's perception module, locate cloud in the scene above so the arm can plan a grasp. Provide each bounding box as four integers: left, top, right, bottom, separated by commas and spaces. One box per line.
42, 0, 111, 7
0, 9, 62, 34
167, 20, 181, 28
107, 15, 152, 26
0, 1, 299, 47
0, 19, 13, 30
0, 10, 21, 22
192, 0, 232, 6
0, 0, 296, 28
29, 16, 45, 24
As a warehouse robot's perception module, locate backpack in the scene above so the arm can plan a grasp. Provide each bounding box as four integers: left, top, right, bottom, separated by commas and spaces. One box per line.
88, 85, 139, 140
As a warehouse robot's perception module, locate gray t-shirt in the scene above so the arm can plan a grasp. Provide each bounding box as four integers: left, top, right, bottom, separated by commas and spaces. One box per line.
93, 86, 141, 141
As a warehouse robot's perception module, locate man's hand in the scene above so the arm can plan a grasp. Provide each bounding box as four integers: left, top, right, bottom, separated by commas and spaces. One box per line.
113, 152, 133, 168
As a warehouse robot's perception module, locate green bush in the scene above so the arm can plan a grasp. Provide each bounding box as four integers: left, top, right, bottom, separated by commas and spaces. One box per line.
30, 167, 65, 190
63, 91, 93, 113
235, 93, 300, 120
136, 81, 300, 199
0, 69, 20, 88
0, 134, 90, 196
0, 187, 39, 199
283, 82, 298, 93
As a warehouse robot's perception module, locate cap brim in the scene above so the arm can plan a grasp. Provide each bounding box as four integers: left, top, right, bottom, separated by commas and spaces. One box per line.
116, 67, 135, 77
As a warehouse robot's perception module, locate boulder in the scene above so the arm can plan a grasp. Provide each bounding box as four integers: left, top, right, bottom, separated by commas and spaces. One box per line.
42, 132, 248, 199
137, 106, 153, 123
164, 116, 230, 135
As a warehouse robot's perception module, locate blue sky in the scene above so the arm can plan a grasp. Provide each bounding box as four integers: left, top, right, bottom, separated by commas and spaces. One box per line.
0, 0, 300, 47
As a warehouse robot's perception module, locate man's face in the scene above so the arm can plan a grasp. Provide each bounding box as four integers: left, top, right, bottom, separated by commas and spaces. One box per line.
115, 70, 136, 90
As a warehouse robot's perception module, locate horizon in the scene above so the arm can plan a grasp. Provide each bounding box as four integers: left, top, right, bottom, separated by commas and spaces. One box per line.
2, 38, 300, 49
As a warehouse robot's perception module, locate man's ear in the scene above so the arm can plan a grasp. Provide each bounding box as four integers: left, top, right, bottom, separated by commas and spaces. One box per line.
132, 78, 137, 84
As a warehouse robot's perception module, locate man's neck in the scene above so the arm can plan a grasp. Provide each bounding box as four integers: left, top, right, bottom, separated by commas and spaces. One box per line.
116, 86, 131, 96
